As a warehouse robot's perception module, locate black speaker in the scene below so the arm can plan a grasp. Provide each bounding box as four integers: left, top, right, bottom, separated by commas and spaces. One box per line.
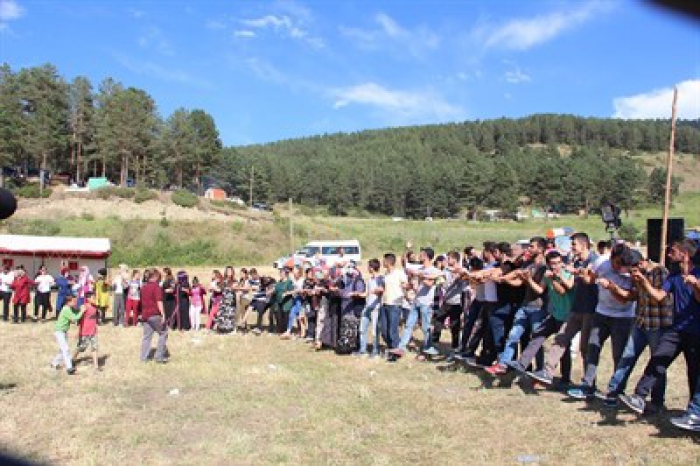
647, 218, 685, 263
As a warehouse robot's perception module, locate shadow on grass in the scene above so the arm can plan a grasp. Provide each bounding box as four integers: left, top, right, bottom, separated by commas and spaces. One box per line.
0, 382, 18, 392
74, 354, 111, 367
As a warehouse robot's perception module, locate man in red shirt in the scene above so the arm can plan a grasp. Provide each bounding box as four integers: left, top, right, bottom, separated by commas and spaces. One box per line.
140, 269, 169, 363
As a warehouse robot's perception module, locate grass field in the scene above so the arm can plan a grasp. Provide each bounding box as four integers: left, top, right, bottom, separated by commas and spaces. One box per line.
1, 315, 699, 465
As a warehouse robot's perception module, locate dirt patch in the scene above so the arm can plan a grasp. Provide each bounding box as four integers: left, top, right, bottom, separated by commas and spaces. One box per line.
17, 197, 268, 224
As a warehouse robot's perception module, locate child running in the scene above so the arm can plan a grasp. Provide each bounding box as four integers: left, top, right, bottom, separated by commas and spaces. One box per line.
51, 295, 84, 375
73, 291, 101, 371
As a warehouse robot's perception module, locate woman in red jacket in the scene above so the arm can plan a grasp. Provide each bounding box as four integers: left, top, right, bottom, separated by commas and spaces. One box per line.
11, 267, 31, 323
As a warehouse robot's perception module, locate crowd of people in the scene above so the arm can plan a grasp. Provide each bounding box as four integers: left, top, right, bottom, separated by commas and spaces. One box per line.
3, 232, 699, 434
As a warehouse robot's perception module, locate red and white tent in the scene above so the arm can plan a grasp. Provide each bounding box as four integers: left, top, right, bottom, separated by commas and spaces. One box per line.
0, 235, 111, 277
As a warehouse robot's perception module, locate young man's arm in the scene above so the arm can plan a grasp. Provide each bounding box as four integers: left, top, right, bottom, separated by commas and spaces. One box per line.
600, 278, 638, 303
684, 274, 700, 302
521, 269, 545, 295
632, 271, 667, 304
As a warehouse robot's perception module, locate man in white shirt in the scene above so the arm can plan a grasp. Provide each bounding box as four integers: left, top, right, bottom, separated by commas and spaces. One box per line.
394, 247, 443, 357
0, 264, 14, 322
34, 265, 56, 322
378, 253, 408, 357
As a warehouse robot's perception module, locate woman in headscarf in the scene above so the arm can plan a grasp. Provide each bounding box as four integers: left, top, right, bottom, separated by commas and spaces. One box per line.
206, 270, 223, 330
76, 266, 94, 309
175, 270, 191, 331
215, 268, 238, 334
161, 268, 177, 329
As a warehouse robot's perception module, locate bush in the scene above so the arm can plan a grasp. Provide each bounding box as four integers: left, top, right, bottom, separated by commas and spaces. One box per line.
12, 183, 52, 199
96, 186, 135, 200
134, 188, 158, 204
81, 212, 95, 221
171, 189, 199, 208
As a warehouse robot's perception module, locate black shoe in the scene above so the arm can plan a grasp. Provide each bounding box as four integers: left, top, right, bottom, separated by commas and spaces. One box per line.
155, 358, 169, 364
527, 369, 554, 385
506, 360, 527, 374
619, 394, 645, 415
670, 413, 700, 432
66, 368, 76, 375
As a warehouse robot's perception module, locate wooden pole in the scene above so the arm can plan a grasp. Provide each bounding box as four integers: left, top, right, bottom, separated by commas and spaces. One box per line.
289, 197, 294, 255
249, 165, 254, 207
660, 87, 678, 266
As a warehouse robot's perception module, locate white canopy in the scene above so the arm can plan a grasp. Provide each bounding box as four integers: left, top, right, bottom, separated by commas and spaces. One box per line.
0, 235, 111, 258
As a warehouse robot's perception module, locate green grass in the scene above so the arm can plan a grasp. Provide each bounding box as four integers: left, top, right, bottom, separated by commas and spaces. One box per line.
1, 318, 699, 465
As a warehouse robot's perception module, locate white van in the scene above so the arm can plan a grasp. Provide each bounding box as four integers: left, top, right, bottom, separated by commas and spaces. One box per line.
299, 240, 362, 267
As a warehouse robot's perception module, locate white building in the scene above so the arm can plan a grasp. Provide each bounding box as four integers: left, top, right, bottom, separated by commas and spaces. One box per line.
0, 235, 111, 277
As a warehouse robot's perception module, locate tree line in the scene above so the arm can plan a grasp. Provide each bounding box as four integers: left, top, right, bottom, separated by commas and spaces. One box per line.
0, 63, 222, 190
219, 117, 696, 218
1, 63, 695, 218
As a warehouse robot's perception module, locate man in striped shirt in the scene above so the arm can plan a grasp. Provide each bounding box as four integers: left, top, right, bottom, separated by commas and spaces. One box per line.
603, 257, 672, 409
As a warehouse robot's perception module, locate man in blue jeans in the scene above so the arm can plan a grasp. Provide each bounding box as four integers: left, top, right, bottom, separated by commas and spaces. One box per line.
355, 258, 384, 357
393, 247, 443, 357
378, 253, 408, 360
602, 257, 671, 408
620, 239, 700, 416
568, 245, 640, 400
485, 236, 547, 375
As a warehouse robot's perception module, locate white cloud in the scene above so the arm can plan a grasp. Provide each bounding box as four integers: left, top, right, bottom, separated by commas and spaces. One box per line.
113, 53, 213, 90
332, 82, 465, 123
340, 13, 440, 59
238, 13, 323, 48
613, 79, 700, 119
0, 0, 24, 31
138, 26, 174, 56
234, 30, 256, 38
206, 20, 227, 30
480, 2, 608, 51
0, 0, 24, 21
502, 61, 531, 84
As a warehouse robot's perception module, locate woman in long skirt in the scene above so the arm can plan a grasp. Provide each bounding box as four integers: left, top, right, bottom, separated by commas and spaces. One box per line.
175, 270, 191, 331
215, 277, 237, 334
162, 268, 177, 329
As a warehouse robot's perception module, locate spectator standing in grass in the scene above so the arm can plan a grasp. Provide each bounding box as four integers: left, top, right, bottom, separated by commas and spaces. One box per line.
161, 268, 177, 328
94, 268, 111, 325
355, 258, 384, 357
125, 270, 141, 327
51, 295, 83, 375
378, 253, 408, 360
0, 264, 14, 322
55, 268, 74, 323
33, 265, 55, 322
140, 269, 169, 363
189, 277, 206, 331
175, 270, 191, 331
11, 266, 30, 323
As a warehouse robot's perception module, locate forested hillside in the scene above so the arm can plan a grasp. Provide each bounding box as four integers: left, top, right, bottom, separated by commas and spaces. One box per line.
220, 116, 698, 218
2, 63, 698, 219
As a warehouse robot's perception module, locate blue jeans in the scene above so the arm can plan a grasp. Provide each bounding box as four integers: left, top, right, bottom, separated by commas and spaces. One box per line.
399, 303, 434, 351
286, 297, 303, 332
499, 305, 546, 366
607, 326, 666, 405
380, 305, 402, 349
359, 301, 381, 355
490, 304, 514, 354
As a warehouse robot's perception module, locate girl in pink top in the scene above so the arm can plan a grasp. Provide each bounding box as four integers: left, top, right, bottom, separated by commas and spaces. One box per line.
189, 277, 207, 331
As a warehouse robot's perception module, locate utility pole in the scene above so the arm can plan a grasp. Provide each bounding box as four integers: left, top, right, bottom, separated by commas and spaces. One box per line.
289, 197, 294, 255
249, 165, 254, 207
660, 87, 678, 267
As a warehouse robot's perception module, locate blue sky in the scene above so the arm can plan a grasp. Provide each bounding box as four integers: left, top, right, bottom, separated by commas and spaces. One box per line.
1, 0, 698, 146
